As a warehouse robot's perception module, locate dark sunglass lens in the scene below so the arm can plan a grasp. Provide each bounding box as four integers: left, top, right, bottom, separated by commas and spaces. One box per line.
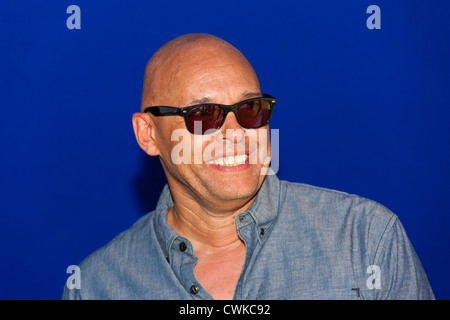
237, 99, 272, 128
187, 105, 224, 134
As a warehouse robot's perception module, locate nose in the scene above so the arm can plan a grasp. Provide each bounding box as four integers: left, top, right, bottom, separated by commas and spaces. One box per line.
217, 111, 246, 143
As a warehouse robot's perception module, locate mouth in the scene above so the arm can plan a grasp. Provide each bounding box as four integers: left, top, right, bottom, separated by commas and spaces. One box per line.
206, 154, 248, 167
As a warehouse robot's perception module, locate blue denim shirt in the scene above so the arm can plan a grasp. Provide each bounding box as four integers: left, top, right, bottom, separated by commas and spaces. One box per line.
62, 175, 434, 299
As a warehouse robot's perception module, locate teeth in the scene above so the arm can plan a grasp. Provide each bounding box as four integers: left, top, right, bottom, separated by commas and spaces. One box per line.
207, 154, 248, 166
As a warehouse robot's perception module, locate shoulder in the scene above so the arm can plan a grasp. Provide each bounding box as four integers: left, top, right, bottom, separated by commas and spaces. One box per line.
83, 212, 155, 266
277, 179, 433, 299
279, 179, 397, 260
281, 179, 395, 223
63, 212, 158, 299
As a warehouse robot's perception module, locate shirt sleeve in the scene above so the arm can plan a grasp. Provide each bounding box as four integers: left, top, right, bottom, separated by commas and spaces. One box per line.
371, 216, 434, 300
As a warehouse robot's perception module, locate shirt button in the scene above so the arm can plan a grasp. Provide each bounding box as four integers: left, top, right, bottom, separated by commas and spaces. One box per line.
179, 242, 187, 252
239, 215, 245, 222
190, 285, 200, 295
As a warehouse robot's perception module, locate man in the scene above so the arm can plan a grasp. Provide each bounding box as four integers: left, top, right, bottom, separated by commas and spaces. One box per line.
63, 33, 434, 300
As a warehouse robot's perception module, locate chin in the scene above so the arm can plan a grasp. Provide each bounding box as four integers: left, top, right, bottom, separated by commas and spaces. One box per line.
204, 171, 263, 202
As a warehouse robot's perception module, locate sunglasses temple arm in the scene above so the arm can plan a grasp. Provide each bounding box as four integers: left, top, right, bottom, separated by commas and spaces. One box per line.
146, 106, 183, 116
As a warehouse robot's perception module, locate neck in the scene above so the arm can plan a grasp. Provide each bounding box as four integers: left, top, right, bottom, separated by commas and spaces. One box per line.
166, 192, 255, 255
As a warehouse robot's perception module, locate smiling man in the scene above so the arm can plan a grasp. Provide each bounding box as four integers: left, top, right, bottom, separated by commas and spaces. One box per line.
62, 33, 434, 300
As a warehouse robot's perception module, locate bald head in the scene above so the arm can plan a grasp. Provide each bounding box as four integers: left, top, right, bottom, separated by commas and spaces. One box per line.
140, 33, 260, 111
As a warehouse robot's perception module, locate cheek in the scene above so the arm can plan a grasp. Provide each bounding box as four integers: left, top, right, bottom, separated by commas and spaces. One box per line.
246, 128, 271, 164
160, 129, 210, 166
154, 120, 189, 163
259, 127, 271, 156
250, 126, 270, 152
192, 135, 208, 164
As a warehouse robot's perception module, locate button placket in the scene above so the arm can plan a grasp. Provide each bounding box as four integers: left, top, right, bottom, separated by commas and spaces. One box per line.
233, 212, 259, 299
169, 237, 212, 299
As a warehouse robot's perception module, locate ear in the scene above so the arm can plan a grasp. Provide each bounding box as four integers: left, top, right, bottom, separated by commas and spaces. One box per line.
132, 112, 160, 156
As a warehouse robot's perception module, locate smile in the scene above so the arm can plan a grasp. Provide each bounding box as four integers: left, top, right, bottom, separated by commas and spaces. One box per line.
206, 154, 248, 166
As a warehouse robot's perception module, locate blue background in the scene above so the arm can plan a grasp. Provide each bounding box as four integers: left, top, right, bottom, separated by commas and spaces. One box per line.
1, 0, 449, 299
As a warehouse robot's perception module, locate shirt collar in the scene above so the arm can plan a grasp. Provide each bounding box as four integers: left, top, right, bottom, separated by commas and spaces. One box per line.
245, 174, 282, 233
153, 174, 282, 256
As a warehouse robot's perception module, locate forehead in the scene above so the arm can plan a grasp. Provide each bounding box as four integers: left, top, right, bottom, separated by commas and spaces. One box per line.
172, 62, 259, 106
155, 45, 260, 106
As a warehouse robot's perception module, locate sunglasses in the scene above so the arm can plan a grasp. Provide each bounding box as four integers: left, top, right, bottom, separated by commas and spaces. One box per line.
144, 94, 276, 135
